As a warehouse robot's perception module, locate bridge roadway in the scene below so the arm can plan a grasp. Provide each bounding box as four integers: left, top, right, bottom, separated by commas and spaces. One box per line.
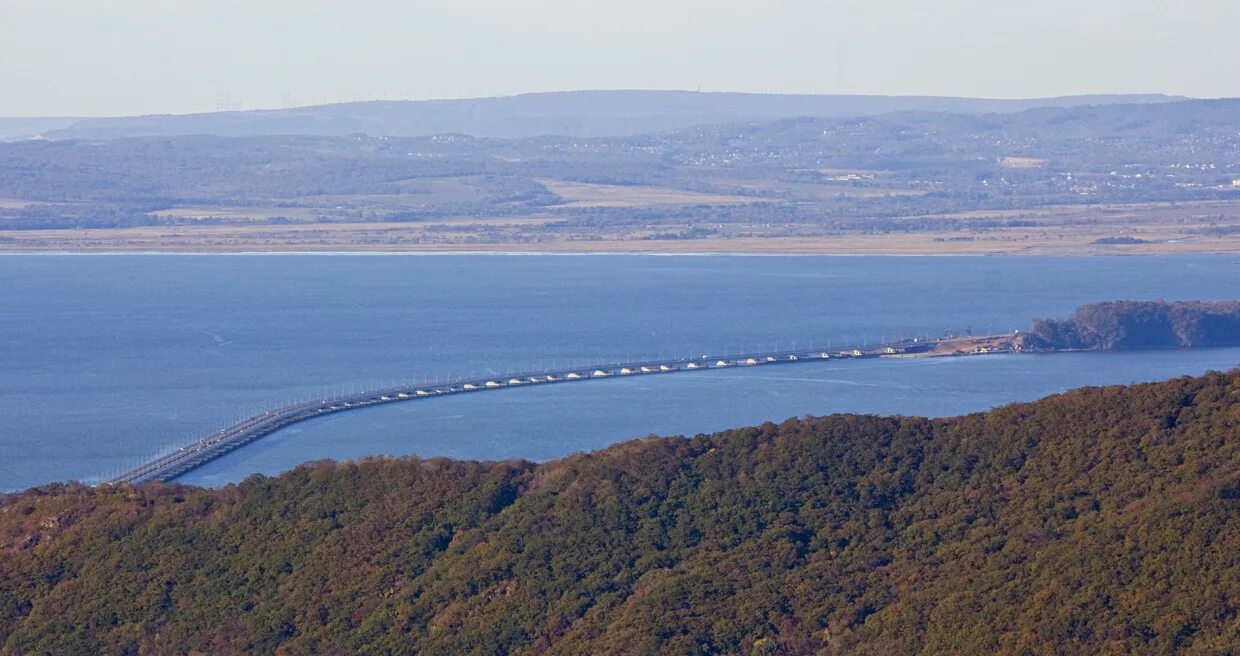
109, 338, 943, 485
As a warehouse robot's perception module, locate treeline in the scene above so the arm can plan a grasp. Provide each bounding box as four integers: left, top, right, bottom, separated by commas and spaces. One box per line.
1026, 300, 1240, 350
4, 372, 1240, 654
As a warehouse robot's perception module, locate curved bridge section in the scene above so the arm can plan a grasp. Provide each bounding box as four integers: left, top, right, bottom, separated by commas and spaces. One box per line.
109, 338, 945, 485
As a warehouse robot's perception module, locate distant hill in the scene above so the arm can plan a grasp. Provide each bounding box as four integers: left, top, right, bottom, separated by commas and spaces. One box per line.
3, 371, 1239, 653
3, 98, 1238, 242
31, 90, 1186, 140
0, 118, 82, 142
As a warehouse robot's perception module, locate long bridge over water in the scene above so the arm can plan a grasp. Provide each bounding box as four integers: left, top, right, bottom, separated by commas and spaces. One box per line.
109, 336, 975, 485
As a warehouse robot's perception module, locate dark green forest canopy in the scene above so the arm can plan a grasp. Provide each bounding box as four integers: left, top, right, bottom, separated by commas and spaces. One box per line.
1027, 300, 1240, 350
3, 371, 1240, 655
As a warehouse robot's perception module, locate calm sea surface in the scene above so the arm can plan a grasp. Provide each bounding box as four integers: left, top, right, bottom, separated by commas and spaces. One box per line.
2, 254, 1238, 491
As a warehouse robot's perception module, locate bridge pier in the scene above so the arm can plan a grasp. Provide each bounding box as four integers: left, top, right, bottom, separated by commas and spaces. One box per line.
108, 336, 967, 486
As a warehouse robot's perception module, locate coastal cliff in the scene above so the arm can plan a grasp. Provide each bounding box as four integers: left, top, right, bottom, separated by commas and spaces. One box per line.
1023, 300, 1240, 351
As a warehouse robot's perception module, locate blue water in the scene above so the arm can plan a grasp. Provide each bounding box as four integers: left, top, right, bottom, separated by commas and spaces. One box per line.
2, 254, 1238, 491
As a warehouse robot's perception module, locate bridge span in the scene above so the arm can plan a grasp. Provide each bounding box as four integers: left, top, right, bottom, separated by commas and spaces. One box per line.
109, 337, 958, 485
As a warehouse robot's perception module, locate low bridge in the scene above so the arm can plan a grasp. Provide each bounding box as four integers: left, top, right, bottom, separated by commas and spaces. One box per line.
109, 337, 958, 485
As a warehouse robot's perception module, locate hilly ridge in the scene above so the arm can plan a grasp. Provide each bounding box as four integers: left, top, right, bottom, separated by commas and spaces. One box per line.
3, 371, 1240, 654
15, 90, 1185, 141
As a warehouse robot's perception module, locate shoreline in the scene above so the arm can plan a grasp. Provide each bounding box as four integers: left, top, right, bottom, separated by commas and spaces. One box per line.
2, 249, 1236, 257
2, 244, 1238, 257
5, 198, 1240, 256
0, 249, 1020, 257
3, 236, 1237, 257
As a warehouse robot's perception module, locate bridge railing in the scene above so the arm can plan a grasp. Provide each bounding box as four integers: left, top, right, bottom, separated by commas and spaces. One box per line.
108, 336, 965, 485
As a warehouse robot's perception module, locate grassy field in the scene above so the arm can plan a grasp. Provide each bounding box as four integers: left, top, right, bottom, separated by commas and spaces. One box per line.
723, 178, 926, 200
149, 206, 321, 221
4, 199, 1240, 255
539, 179, 760, 207
4, 220, 1240, 254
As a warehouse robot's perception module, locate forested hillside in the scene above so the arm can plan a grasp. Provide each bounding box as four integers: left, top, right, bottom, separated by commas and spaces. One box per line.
3, 371, 1240, 654
1028, 300, 1240, 350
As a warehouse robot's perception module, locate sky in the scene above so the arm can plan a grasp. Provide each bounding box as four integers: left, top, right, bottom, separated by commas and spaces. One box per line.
2, 0, 1238, 117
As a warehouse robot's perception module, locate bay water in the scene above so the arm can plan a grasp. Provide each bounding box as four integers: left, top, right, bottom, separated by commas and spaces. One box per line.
2, 254, 1237, 490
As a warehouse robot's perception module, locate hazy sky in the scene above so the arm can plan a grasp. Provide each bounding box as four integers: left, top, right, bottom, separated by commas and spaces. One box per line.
2, 0, 1238, 117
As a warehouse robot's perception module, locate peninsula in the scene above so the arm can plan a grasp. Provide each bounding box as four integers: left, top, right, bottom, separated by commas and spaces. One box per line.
6, 371, 1240, 653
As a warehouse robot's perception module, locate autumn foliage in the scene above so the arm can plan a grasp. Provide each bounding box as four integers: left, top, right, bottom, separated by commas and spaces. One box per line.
3, 371, 1240, 654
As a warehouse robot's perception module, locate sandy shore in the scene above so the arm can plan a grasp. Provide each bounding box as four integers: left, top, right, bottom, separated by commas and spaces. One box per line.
3, 226, 1239, 255
4, 199, 1240, 255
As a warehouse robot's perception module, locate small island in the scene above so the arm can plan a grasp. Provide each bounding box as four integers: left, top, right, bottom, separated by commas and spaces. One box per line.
913, 300, 1240, 357
1022, 300, 1240, 351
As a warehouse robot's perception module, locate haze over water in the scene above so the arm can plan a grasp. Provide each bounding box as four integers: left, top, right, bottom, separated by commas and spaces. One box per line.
2, 254, 1238, 491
